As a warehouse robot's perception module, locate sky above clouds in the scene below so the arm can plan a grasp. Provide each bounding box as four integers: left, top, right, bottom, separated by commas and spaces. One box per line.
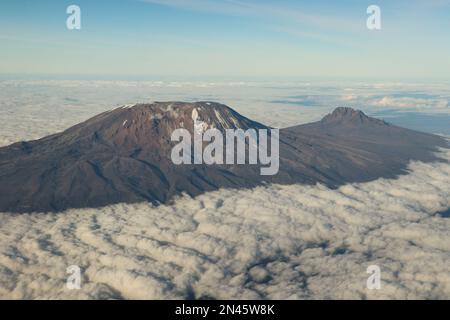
1, 0, 450, 79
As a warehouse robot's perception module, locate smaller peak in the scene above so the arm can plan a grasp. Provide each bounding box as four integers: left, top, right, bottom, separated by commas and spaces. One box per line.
331, 107, 367, 118
322, 107, 369, 124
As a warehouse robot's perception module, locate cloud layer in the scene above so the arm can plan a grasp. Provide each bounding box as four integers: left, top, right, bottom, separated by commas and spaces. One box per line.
1, 80, 449, 146
0, 148, 449, 299
0, 80, 449, 299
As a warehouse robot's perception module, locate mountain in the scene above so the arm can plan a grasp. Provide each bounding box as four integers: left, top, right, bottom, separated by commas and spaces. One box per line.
0, 102, 448, 213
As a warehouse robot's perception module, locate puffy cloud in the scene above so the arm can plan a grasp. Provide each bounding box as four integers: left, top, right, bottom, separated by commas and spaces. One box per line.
340, 94, 357, 101
372, 96, 449, 111
0, 149, 449, 299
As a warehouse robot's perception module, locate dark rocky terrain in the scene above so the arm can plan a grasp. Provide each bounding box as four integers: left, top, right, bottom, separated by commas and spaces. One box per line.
0, 102, 448, 213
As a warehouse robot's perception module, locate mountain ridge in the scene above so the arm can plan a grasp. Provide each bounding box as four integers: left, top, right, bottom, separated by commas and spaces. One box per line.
0, 102, 448, 213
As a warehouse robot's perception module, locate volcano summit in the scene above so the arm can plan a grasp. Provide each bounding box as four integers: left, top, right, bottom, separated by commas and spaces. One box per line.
0, 102, 447, 213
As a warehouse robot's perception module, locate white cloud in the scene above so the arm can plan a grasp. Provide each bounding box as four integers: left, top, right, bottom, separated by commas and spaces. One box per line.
372, 96, 449, 111
0, 149, 449, 299
340, 94, 357, 101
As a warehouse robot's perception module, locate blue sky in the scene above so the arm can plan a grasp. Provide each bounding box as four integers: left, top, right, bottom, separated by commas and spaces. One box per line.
1, 0, 449, 79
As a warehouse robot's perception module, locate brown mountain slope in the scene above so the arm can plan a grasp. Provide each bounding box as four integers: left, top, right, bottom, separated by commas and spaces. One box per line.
0, 103, 448, 213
